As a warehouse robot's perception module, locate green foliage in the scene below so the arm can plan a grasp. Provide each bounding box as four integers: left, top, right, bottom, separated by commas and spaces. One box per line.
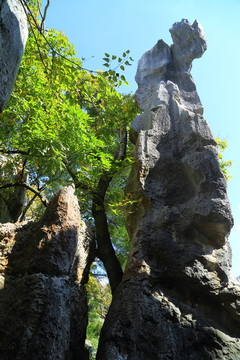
0, 3, 138, 350
216, 137, 232, 181
0, 9, 138, 216
86, 273, 112, 355
87, 272, 111, 318
87, 312, 102, 355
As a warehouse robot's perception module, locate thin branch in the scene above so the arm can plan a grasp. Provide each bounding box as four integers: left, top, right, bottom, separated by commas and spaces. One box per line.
19, 0, 95, 73
19, 193, 38, 222
28, 22, 48, 69
114, 125, 127, 161
40, 0, 50, 32
19, 0, 48, 69
63, 160, 93, 193
0, 148, 30, 155
0, 183, 48, 207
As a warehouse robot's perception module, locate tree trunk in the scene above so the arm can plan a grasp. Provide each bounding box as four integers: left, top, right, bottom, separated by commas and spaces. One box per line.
92, 179, 123, 293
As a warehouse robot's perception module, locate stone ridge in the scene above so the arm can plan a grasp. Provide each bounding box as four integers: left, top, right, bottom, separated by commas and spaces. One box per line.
97, 20, 240, 360
0, 186, 94, 360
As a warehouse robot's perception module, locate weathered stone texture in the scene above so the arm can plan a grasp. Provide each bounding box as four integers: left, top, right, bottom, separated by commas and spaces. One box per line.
0, 186, 94, 360
97, 19, 240, 359
0, 0, 28, 111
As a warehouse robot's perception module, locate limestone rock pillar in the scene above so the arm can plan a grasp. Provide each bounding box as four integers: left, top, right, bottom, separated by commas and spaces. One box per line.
0, 186, 94, 360
97, 19, 240, 360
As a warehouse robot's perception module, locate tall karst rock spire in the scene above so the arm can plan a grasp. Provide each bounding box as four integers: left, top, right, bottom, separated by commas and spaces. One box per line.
97, 19, 240, 360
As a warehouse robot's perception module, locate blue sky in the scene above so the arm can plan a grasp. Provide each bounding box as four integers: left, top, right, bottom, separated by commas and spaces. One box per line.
45, 0, 240, 276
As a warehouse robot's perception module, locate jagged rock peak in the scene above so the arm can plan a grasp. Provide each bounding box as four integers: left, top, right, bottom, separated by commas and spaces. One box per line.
97, 21, 240, 360
134, 19, 207, 118
170, 19, 207, 71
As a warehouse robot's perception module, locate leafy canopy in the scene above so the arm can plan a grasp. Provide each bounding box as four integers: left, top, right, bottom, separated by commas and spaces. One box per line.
0, 3, 138, 212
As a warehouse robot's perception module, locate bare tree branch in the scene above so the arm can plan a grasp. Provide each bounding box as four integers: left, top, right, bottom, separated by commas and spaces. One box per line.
0, 148, 29, 155
40, 0, 50, 32
0, 183, 48, 207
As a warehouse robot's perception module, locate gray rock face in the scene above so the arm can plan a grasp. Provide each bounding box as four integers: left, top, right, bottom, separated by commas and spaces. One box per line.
0, 0, 28, 111
97, 20, 240, 359
0, 186, 94, 360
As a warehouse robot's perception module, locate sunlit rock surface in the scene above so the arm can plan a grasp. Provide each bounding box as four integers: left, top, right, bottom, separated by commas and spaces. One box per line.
0, 186, 94, 360
0, 0, 28, 111
97, 19, 240, 360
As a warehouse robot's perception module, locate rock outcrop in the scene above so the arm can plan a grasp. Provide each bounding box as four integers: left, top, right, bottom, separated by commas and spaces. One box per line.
0, 186, 94, 360
97, 19, 240, 359
0, 0, 28, 112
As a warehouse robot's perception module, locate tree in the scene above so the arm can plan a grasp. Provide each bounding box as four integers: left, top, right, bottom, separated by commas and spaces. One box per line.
0, 0, 138, 293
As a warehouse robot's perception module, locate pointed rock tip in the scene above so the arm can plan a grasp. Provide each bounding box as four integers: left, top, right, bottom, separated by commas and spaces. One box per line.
170, 18, 207, 50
